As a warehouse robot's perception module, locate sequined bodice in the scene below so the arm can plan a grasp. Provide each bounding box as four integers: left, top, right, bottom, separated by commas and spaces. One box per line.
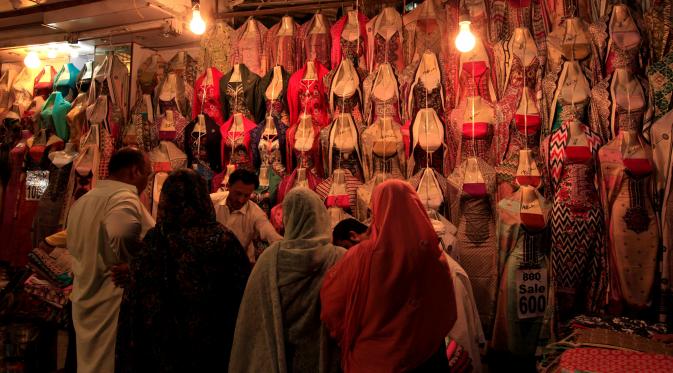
266, 99, 285, 119
413, 80, 444, 115
461, 61, 492, 100
373, 95, 398, 120
374, 32, 401, 70
299, 79, 325, 119
615, 105, 644, 133
341, 36, 364, 64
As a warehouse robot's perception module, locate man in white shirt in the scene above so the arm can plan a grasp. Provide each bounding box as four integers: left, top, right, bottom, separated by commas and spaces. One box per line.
67, 148, 155, 373
211, 168, 282, 264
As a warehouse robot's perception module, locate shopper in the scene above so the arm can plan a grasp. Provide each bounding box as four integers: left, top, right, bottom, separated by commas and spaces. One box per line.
332, 218, 368, 249
116, 168, 251, 372
211, 168, 282, 264
229, 187, 346, 373
66, 147, 154, 373
321, 180, 457, 372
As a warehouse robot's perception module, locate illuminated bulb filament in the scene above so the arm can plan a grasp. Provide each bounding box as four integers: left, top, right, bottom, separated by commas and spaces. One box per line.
455, 21, 476, 53
189, 5, 206, 35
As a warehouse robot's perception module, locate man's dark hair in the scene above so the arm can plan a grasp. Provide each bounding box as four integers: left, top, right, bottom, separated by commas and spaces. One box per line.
108, 147, 146, 175
228, 168, 260, 189
332, 218, 368, 243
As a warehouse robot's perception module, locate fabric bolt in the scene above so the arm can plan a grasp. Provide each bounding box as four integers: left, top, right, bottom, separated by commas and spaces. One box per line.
287, 61, 330, 129
540, 121, 608, 323
447, 158, 498, 336
230, 188, 345, 373
321, 180, 456, 373
220, 64, 265, 124
53, 63, 80, 102
193, 67, 225, 126
116, 170, 250, 373
200, 21, 235, 74
233, 19, 269, 77
491, 187, 552, 356
559, 348, 673, 372
598, 133, 660, 313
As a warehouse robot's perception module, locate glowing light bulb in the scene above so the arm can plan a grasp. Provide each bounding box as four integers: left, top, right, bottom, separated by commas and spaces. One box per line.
189, 4, 206, 35
24, 51, 41, 69
455, 21, 476, 53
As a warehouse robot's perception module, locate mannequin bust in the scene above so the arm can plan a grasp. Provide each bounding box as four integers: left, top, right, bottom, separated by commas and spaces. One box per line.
372, 117, 399, 157
278, 16, 295, 36
49, 142, 78, 167
612, 68, 644, 110
560, 61, 590, 105
294, 114, 315, 152
461, 38, 490, 68
418, 167, 443, 212
511, 27, 538, 66
159, 72, 177, 101
206, 67, 214, 85
295, 167, 309, 188
263, 116, 277, 137
373, 63, 397, 101
378, 7, 399, 40
464, 156, 486, 184
161, 110, 175, 131
560, 17, 591, 61
193, 113, 206, 134
334, 114, 356, 153
266, 65, 283, 100
230, 64, 242, 83
310, 13, 328, 34
519, 185, 544, 218
243, 17, 259, 39
610, 4, 640, 49
415, 108, 443, 153
304, 61, 317, 81
231, 113, 245, 132
463, 96, 495, 125
343, 10, 360, 41
333, 59, 357, 98
568, 119, 588, 146
516, 149, 541, 187
419, 51, 441, 90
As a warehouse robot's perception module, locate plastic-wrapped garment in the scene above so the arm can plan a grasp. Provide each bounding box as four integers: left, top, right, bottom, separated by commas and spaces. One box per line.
53, 63, 80, 102
41, 92, 72, 142
88, 53, 129, 127
76, 61, 94, 94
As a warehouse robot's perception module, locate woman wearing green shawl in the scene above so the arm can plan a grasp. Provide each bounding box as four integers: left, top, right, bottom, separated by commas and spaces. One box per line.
230, 187, 346, 373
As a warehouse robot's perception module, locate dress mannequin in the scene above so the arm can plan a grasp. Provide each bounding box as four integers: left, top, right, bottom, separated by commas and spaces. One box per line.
361, 116, 406, 181
331, 9, 367, 68
408, 108, 447, 176
545, 60, 591, 134
406, 51, 444, 122
364, 62, 401, 123
328, 59, 365, 128
490, 0, 547, 56
321, 113, 363, 181
310, 13, 328, 34
286, 113, 323, 177
220, 113, 255, 170
303, 13, 332, 69
366, 6, 405, 73
268, 16, 301, 74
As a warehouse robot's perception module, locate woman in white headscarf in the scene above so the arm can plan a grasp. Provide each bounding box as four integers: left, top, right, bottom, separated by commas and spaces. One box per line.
229, 187, 346, 373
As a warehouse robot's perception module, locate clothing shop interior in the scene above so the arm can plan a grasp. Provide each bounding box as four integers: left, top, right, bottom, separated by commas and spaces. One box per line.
1, 0, 673, 372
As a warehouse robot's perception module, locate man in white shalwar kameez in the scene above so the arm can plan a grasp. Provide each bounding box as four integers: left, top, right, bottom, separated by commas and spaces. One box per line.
67, 148, 155, 373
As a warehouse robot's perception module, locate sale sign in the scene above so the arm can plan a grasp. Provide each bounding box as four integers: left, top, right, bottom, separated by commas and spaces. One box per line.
516, 268, 548, 319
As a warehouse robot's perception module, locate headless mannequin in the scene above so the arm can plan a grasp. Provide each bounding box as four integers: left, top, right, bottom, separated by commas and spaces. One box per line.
419, 51, 441, 90
512, 28, 540, 116
378, 7, 399, 40
266, 65, 283, 100
310, 13, 328, 34
418, 167, 443, 211
612, 68, 644, 111
560, 61, 591, 105
342, 10, 360, 41
304, 61, 317, 81
568, 119, 588, 146
295, 114, 315, 152
463, 96, 495, 124
464, 0, 487, 18
415, 108, 443, 153
560, 17, 591, 61
278, 16, 295, 37
295, 167, 309, 188
263, 116, 277, 137
160, 72, 178, 101
516, 149, 541, 186
161, 110, 176, 131
610, 4, 640, 50
519, 185, 544, 221
373, 63, 397, 100
230, 64, 242, 83
372, 117, 399, 157
193, 114, 206, 134
334, 114, 356, 153
231, 113, 245, 133
333, 60, 357, 97
464, 156, 486, 186
243, 17, 259, 39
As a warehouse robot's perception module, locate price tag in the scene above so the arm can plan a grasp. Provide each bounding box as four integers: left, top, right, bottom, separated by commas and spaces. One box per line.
516, 268, 548, 319
25, 170, 50, 201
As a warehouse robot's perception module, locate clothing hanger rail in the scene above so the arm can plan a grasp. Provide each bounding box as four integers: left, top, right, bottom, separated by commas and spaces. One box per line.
218, 1, 354, 18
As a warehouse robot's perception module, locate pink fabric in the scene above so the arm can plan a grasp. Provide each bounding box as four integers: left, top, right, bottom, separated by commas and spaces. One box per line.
220, 115, 256, 167
326, 195, 350, 209
321, 180, 456, 373
463, 182, 487, 198
461, 122, 490, 139
515, 114, 541, 134
623, 158, 653, 177
560, 348, 673, 373
330, 12, 369, 68
516, 175, 542, 188
565, 146, 593, 163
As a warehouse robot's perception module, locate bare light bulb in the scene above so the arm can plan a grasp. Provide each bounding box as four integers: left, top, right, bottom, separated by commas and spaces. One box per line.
24, 51, 41, 69
455, 21, 476, 53
189, 4, 206, 35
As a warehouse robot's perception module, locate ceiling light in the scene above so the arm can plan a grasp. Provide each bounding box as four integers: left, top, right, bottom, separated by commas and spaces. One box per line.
455, 20, 476, 53
189, 3, 206, 35
24, 51, 41, 69
47, 49, 58, 59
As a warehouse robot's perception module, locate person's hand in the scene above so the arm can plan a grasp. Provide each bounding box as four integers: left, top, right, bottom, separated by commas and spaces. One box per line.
111, 263, 130, 288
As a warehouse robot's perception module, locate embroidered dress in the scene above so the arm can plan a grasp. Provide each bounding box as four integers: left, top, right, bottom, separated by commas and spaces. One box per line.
233, 19, 268, 77
300, 15, 332, 70
224, 82, 252, 120
360, 119, 406, 181
447, 158, 498, 337
330, 11, 368, 69
490, 0, 548, 57
366, 7, 404, 73
541, 122, 607, 323
193, 68, 225, 126
598, 131, 660, 314
287, 62, 330, 128
320, 114, 364, 182
200, 21, 235, 74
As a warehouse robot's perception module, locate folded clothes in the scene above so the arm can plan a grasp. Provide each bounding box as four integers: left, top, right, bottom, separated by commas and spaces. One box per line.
27, 247, 73, 288
23, 274, 71, 308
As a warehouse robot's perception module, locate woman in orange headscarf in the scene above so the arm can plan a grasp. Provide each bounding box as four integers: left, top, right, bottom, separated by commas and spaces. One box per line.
320, 179, 457, 372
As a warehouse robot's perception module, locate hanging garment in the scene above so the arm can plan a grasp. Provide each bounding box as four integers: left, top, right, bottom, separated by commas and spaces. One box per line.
286, 118, 324, 178
168, 51, 198, 89
33, 65, 57, 100
361, 118, 406, 181
264, 18, 303, 75
41, 92, 72, 142
540, 121, 608, 322
300, 14, 333, 70
651, 109, 673, 324
89, 53, 129, 131
287, 61, 330, 128
86, 95, 116, 180
325, 59, 366, 130
598, 133, 660, 314
646, 51, 673, 122
32, 149, 75, 246
251, 165, 282, 218
590, 4, 648, 81
155, 70, 192, 121
330, 11, 369, 69
490, 0, 549, 56
126, 94, 158, 152
136, 54, 165, 100
644, 2, 673, 65
407, 108, 448, 177
542, 59, 592, 135
155, 109, 188, 151
315, 169, 362, 216
404, 51, 445, 123
53, 63, 80, 102
590, 73, 652, 144
491, 187, 552, 357
149, 141, 187, 218
256, 66, 292, 128
12, 67, 36, 118
21, 96, 45, 134
251, 116, 287, 174
67, 93, 89, 148
220, 114, 256, 170
363, 63, 402, 124
233, 19, 268, 77
220, 64, 265, 124
0, 69, 17, 114
201, 20, 235, 74
447, 157, 498, 337
366, 7, 405, 73
403, 0, 448, 63
543, 17, 596, 87
185, 114, 223, 177
408, 167, 451, 218
320, 113, 364, 182
193, 67, 225, 126
76, 61, 94, 95
272, 167, 323, 231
